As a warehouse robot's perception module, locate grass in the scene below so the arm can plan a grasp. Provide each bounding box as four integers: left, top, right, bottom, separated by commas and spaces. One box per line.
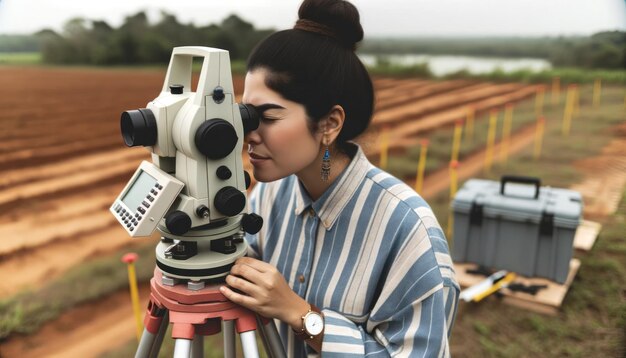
0, 52, 41, 65
0, 240, 157, 340
442, 67, 626, 85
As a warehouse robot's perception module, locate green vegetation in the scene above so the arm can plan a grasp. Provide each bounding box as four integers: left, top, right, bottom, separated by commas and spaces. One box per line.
442, 67, 626, 85
35, 12, 272, 65
361, 31, 626, 70
0, 52, 41, 65
0, 241, 157, 340
0, 34, 40, 52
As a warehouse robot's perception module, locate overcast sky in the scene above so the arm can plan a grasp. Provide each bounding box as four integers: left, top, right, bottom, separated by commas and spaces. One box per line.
0, 0, 624, 37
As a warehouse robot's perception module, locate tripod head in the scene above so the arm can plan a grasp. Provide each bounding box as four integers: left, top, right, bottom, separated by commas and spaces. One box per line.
110, 47, 263, 284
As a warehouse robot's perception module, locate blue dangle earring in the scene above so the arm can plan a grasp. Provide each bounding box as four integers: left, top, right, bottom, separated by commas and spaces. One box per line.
321, 139, 331, 182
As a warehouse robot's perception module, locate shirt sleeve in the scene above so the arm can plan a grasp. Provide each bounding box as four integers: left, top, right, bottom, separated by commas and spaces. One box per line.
319, 225, 459, 357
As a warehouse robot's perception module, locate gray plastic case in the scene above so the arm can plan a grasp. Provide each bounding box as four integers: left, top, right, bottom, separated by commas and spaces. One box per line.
452, 177, 582, 283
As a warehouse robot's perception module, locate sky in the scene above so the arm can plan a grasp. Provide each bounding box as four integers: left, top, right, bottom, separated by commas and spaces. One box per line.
0, 0, 624, 37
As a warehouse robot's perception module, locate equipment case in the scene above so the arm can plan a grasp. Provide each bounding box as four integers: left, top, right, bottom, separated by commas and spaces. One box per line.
452, 176, 582, 283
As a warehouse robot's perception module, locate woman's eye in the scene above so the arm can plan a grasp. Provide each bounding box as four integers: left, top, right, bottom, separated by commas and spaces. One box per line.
261, 116, 278, 123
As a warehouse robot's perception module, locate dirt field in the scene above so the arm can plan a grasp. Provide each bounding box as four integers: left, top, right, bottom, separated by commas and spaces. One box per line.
0, 66, 578, 357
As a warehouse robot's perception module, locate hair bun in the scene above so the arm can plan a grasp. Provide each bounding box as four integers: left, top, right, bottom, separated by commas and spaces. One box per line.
296, 0, 364, 50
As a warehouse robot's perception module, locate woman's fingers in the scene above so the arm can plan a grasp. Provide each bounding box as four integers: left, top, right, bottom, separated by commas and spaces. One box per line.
230, 262, 265, 283
225, 274, 260, 297
220, 285, 257, 309
235, 257, 275, 273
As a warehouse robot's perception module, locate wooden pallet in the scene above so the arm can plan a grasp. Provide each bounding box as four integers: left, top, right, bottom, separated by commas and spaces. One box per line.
573, 220, 602, 251
455, 258, 580, 316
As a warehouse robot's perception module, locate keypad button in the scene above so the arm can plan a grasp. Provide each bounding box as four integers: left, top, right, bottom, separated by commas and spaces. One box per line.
142, 201, 150, 208
147, 195, 154, 202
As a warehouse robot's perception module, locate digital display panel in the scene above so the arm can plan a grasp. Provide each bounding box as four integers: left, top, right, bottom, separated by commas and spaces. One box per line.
121, 170, 157, 213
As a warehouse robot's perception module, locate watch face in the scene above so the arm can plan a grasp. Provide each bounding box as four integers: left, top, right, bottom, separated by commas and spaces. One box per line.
304, 312, 324, 336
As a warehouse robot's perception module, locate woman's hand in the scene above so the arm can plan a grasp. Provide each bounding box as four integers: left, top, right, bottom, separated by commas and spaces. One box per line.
220, 257, 309, 329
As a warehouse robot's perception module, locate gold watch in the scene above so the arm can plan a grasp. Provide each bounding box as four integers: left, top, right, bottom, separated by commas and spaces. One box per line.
293, 304, 324, 340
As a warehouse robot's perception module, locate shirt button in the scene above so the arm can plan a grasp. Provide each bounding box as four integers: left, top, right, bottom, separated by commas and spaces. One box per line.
298, 275, 305, 283
308, 208, 315, 217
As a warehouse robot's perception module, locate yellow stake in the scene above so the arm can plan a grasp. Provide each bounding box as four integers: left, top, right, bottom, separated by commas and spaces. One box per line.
593, 79, 601, 109
414, 139, 429, 193
379, 126, 389, 170
122, 253, 143, 341
473, 272, 517, 302
446, 160, 459, 243
535, 86, 545, 117
572, 84, 580, 117
500, 104, 514, 165
465, 106, 475, 142
562, 86, 575, 136
451, 120, 464, 163
484, 109, 498, 173
551, 76, 560, 106
534, 116, 546, 160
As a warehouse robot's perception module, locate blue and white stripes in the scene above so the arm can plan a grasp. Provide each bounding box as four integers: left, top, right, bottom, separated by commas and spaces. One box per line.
245, 143, 459, 357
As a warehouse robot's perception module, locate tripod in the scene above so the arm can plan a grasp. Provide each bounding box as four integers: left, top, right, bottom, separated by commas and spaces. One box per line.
136, 268, 286, 358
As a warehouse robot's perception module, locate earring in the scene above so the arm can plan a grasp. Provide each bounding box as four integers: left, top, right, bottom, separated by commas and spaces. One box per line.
321, 142, 331, 182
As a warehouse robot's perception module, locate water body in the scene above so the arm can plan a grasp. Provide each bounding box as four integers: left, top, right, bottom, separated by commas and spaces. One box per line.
358, 54, 552, 76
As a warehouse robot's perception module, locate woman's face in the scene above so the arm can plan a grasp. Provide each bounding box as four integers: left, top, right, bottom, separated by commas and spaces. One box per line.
243, 68, 323, 182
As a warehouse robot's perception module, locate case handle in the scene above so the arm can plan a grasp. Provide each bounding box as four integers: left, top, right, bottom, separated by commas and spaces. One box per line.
500, 175, 541, 199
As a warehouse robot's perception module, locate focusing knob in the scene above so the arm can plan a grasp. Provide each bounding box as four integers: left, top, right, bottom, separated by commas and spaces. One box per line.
216, 166, 232, 180
244, 171, 251, 189
165, 210, 192, 236
242, 213, 263, 235
195, 119, 238, 159
214, 186, 246, 216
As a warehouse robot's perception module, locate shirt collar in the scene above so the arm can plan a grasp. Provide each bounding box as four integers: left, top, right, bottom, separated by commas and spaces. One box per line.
294, 143, 371, 230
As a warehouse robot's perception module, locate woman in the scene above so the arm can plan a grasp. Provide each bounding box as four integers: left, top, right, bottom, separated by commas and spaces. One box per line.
219, 0, 459, 356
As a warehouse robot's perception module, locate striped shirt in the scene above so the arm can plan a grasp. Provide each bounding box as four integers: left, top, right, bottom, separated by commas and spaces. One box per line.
245, 143, 459, 357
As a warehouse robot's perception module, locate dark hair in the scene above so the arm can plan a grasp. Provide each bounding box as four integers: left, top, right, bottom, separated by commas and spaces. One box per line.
246, 0, 374, 153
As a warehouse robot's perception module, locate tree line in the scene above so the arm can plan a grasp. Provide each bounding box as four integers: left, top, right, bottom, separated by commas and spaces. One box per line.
34, 11, 273, 65
360, 31, 625, 70
0, 11, 623, 70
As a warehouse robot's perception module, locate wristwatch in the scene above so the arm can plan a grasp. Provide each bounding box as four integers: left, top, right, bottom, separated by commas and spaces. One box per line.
294, 304, 324, 340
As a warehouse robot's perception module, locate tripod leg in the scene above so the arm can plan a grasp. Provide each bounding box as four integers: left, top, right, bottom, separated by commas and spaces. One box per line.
148, 310, 169, 358
240, 330, 260, 358
257, 317, 286, 358
136, 306, 168, 358
191, 334, 203, 358
136, 328, 157, 358
223, 320, 236, 358
173, 339, 192, 358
